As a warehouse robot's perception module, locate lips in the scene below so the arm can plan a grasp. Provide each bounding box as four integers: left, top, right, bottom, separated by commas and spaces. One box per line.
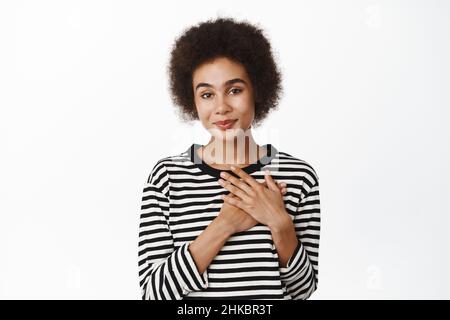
214, 119, 237, 130
215, 119, 235, 125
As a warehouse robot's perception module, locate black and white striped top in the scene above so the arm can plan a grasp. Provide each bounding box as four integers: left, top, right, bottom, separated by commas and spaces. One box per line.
138, 143, 320, 300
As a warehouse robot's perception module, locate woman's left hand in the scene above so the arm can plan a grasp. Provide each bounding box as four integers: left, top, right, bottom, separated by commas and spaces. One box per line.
218, 166, 289, 230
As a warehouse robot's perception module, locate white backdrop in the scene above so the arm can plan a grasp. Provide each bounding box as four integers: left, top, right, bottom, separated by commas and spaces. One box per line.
1, 0, 449, 299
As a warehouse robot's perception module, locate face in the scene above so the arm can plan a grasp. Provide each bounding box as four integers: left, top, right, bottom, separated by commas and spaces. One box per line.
192, 56, 255, 141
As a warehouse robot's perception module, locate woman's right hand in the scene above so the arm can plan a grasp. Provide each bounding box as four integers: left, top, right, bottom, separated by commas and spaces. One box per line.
217, 196, 258, 234
216, 180, 287, 235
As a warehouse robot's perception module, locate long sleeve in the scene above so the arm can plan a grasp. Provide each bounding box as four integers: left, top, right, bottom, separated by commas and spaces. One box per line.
138, 161, 209, 300
279, 170, 321, 299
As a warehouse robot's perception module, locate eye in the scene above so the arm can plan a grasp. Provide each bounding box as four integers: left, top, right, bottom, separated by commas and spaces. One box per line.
200, 92, 213, 99
229, 88, 242, 95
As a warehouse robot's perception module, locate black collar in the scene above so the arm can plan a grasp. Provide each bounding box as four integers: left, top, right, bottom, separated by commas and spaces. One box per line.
188, 143, 278, 178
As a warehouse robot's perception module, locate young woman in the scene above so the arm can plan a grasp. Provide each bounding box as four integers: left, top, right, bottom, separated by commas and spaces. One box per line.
138, 18, 321, 300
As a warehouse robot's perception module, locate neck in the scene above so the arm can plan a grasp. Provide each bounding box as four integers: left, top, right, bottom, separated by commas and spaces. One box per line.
202, 132, 263, 167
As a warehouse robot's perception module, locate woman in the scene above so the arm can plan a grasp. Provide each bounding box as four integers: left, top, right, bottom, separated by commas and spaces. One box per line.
138, 17, 320, 300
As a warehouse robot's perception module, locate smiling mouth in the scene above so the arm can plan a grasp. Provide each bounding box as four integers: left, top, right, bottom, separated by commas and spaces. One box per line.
214, 119, 237, 130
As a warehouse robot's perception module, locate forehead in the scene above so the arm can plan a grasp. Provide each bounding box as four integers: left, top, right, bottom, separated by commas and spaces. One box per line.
192, 57, 250, 86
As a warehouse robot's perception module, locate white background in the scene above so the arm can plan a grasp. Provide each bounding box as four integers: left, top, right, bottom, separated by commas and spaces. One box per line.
1, 0, 449, 299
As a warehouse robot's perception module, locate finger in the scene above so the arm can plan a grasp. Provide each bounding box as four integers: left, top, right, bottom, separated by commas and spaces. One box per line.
276, 183, 285, 194
230, 166, 260, 189
220, 171, 253, 195
223, 194, 245, 209
264, 170, 278, 191
258, 179, 272, 192
264, 179, 285, 192
281, 188, 287, 195
257, 177, 281, 190
224, 195, 253, 215
223, 193, 241, 202
222, 193, 232, 199
218, 178, 252, 202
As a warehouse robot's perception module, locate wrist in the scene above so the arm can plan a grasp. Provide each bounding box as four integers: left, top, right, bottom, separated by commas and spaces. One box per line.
269, 211, 293, 234
211, 216, 235, 239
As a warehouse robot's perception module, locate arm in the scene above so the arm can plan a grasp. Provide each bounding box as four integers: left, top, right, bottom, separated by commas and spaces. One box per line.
138, 162, 208, 300
270, 216, 299, 268
187, 216, 232, 274
189, 196, 260, 273
278, 173, 321, 300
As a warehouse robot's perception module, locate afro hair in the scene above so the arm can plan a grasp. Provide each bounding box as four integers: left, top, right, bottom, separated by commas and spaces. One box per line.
167, 17, 283, 127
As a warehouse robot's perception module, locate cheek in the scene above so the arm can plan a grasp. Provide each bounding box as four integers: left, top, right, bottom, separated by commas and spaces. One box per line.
196, 106, 214, 126
237, 97, 255, 119
240, 92, 255, 111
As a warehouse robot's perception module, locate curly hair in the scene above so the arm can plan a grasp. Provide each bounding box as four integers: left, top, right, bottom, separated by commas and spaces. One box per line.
167, 17, 283, 128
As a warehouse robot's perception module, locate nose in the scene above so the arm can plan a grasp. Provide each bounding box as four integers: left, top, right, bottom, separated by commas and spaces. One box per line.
214, 93, 233, 114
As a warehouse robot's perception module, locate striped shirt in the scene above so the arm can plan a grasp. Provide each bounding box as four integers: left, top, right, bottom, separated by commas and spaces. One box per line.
138, 143, 321, 300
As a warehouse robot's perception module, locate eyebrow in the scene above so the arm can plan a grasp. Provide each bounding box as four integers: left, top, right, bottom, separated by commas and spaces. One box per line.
195, 78, 247, 92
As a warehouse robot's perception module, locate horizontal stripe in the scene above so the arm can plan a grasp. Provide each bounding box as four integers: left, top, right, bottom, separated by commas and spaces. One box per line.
138, 143, 320, 300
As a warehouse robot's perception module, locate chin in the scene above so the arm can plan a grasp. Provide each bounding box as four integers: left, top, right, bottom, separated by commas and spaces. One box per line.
210, 127, 247, 141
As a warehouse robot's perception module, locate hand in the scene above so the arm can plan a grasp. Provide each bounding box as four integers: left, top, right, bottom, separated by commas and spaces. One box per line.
216, 195, 257, 235
218, 167, 289, 230
216, 178, 287, 235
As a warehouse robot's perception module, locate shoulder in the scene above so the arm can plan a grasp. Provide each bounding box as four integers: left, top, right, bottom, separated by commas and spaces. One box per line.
274, 147, 320, 190
145, 146, 192, 185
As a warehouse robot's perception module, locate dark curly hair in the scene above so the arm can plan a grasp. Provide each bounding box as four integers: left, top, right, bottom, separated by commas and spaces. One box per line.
167, 17, 283, 128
